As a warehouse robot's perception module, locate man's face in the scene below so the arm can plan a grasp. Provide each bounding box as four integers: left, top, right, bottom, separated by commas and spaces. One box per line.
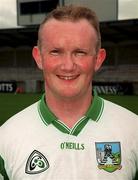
33, 19, 105, 100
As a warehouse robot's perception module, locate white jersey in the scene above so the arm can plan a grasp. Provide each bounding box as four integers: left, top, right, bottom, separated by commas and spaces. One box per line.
0, 94, 138, 180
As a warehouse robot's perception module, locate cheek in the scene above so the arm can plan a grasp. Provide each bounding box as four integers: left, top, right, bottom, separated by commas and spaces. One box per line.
42, 57, 57, 73
80, 59, 95, 74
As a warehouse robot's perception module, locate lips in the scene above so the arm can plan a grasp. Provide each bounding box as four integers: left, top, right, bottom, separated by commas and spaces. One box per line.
57, 75, 80, 80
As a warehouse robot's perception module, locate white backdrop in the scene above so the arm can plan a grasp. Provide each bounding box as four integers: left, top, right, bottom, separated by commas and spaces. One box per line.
0, 0, 17, 29
118, 0, 138, 20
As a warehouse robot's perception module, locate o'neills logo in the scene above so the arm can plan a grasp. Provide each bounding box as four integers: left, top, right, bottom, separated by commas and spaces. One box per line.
60, 142, 85, 150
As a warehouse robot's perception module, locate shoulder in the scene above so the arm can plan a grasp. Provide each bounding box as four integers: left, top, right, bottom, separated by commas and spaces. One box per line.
102, 97, 138, 123
0, 101, 42, 158
103, 98, 137, 115
0, 101, 40, 140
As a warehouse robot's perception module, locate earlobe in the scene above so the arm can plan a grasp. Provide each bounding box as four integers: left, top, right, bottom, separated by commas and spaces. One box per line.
95, 48, 106, 72
32, 46, 43, 70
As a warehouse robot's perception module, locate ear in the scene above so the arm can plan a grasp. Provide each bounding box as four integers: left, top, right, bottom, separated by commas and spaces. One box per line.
94, 48, 106, 72
32, 46, 43, 70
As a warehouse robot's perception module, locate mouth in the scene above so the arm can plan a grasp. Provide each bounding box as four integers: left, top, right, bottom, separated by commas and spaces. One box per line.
57, 75, 80, 80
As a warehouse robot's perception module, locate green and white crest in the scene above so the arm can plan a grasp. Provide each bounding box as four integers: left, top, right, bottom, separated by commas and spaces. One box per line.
95, 142, 122, 173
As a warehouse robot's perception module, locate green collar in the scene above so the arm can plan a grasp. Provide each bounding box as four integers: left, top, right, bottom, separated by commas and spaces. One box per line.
38, 94, 104, 136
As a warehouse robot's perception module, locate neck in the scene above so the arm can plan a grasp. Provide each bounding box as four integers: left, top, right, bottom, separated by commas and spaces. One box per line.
45, 91, 92, 128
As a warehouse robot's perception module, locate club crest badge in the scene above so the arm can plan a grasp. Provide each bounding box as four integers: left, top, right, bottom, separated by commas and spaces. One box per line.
25, 150, 49, 174
95, 142, 122, 173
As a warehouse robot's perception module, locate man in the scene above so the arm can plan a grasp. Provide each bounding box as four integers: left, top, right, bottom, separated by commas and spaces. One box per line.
0, 5, 138, 180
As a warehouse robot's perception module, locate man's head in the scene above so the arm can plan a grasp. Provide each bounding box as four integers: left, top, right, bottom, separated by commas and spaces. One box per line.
38, 5, 101, 53
33, 5, 106, 100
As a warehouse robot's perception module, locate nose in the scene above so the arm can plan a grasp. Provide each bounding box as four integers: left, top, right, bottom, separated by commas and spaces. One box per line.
60, 54, 76, 72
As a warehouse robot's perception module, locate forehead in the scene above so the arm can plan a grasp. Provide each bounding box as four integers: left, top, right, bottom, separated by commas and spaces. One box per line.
40, 19, 97, 42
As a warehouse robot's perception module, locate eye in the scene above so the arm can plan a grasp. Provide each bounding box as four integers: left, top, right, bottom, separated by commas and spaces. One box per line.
75, 50, 87, 56
50, 49, 60, 56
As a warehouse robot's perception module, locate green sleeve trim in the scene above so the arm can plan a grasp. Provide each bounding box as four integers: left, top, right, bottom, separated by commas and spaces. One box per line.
0, 155, 9, 180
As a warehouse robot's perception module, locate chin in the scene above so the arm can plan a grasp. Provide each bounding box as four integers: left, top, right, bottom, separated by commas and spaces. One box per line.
57, 90, 84, 99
